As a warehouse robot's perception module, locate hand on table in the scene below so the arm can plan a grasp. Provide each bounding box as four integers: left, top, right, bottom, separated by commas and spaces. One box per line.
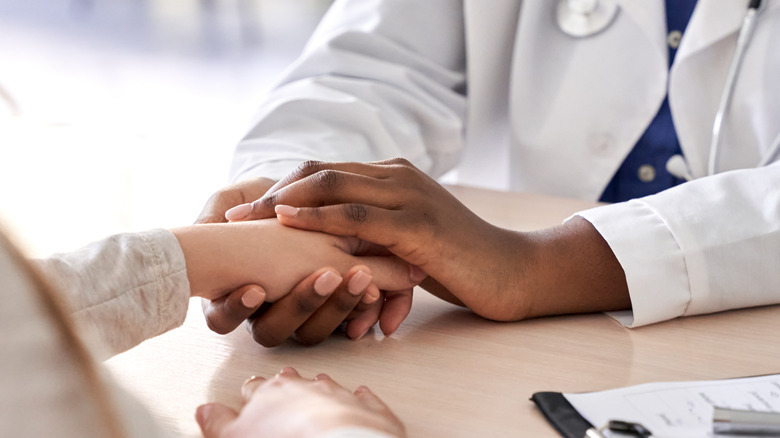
196, 367, 405, 438
195, 177, 424, 346
223, 158, 631, 321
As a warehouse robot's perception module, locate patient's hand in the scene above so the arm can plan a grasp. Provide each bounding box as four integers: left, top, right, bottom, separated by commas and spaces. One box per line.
197, 367, 405, 438
172, 219, 422, 344
173, 219, 414, 301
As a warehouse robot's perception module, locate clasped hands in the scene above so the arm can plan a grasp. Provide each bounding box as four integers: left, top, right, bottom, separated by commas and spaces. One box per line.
196, 158, 558, 348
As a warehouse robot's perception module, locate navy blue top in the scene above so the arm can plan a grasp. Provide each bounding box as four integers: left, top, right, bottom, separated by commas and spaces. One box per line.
599, 0, 698, 203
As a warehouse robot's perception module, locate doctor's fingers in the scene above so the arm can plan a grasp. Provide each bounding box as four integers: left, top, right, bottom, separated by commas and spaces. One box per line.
378, 288, 414, 336
249, 171, 401, 221
246, 268, 342, 347
201, 285, 267, 335
267, 159, 399, 195
267, 157, 426, 198
344, 291, 384, 341
346, 287, 414, 338
292, 267, 381, 345
275, 203, 435, 267
230, 158, 426, 221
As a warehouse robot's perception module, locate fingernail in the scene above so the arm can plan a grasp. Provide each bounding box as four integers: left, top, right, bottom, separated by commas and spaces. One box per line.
278, 367, 298, 376
409, 264, 427, 283
241, 376, 263, 399
196, 404, 211, 424
275, 204, 299, 217
243, 375, 259, 386
314, 271, 342, 296
241, 288, 264, 308
225, 203, 252, 221
348, 271, 373, 296
361, 287, 380, 304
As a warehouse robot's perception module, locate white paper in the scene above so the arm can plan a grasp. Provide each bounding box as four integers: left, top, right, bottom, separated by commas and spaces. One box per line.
565, 374, 780, 437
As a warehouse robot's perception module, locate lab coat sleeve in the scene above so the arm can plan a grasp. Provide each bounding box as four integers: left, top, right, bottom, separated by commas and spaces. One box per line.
34, 229, 191, 359
576, 163, 780, 327
230, 0, 467, 183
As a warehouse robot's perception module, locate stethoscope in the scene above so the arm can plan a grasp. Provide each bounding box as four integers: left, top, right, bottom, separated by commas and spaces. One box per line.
557, 0, 780, 181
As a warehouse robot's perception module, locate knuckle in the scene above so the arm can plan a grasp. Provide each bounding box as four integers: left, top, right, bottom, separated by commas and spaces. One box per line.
343, 203, 368, 223
208, 187, 234, 203
351, 300, 370, 313
386, 157, 411, 167
396, 163, 420, 180
295, 296, 322, 315
334, 295, 359, 314
296, 160, 323, 178
260, 192, 277, 209
311, 169, 341, 191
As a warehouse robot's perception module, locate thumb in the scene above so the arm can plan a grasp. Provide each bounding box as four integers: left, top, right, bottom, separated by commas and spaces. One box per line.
196, 403, 238, 438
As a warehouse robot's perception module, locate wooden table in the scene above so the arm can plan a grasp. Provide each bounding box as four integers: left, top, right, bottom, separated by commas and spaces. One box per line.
106, 185, 780, 437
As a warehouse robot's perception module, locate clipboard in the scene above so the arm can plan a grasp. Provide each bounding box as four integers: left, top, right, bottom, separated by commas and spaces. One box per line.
531, 391, 594, 438
531, 373, 780, 438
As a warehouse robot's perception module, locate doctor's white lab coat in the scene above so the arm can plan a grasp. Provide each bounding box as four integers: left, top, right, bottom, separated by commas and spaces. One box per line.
230, 0, 780, 327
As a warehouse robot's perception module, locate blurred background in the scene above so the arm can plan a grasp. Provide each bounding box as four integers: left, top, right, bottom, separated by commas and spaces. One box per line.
0, 0, 332, 257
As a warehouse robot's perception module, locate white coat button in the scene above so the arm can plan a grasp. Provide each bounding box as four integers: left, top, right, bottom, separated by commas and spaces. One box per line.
638, 164, 656, 182
667, 30, 682, 49
587, 133, 615, 154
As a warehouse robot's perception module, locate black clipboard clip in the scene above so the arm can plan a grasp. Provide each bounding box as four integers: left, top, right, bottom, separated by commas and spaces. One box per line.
585, 420, 652, 437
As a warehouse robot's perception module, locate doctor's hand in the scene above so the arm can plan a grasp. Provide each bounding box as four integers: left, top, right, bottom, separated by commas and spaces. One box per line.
196, 367, 405, 438
224, 158, 632, 321
246, 264, 418, 347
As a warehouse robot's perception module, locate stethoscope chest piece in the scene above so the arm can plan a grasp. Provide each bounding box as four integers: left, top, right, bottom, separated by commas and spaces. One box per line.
557, 0, 620, 38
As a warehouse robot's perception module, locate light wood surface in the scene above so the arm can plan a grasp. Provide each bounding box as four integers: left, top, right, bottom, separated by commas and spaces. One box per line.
106, 185, 780, 437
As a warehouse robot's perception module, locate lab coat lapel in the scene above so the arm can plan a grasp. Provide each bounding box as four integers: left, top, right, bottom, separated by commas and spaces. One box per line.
674, 0, 745, 64
676, 0, 780, 66
617, 0, 668, 64
670, 0, 780, 177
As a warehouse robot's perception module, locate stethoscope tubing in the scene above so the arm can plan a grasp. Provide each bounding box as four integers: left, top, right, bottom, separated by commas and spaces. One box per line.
559, 0, 778, 180
708, 4, 761, 176
758, 131, 780, 168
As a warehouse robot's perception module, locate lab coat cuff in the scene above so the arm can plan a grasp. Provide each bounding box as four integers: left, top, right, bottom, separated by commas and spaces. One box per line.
573, 201, 692, 327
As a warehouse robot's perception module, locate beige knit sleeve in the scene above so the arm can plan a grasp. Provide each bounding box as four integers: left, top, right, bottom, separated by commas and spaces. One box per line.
35, 228, 191, 359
